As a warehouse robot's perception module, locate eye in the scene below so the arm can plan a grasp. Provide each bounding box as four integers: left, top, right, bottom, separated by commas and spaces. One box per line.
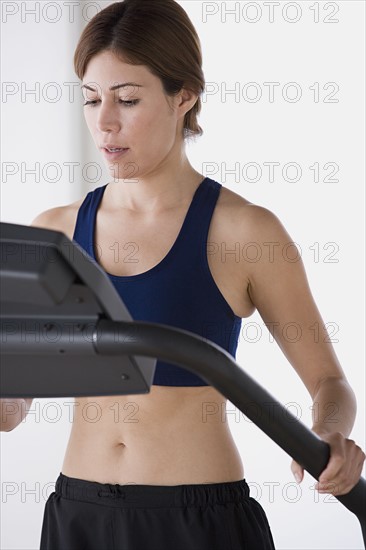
83, 99, 140, 107
120, 99, 140, 107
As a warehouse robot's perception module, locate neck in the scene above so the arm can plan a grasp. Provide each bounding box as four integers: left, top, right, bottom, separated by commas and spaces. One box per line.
104, 150, 204, 214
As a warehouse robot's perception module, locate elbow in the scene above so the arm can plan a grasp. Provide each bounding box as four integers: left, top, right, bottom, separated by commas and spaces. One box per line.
313, 375, 357, 411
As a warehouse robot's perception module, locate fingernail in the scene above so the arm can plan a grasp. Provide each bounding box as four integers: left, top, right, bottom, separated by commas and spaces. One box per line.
294, 472, 301, 484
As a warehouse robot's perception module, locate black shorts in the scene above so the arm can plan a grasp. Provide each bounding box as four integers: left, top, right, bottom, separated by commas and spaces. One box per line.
40, 472, 276, 550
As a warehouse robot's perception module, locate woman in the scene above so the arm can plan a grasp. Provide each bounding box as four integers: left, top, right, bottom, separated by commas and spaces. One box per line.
4, 0, 364, 548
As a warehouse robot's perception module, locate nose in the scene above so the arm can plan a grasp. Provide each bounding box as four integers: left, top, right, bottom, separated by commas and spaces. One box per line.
96, 100, 121, 134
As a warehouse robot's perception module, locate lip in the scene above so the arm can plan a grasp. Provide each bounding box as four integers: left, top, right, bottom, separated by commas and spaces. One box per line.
102, 147, 129, 160
100, 144, 128, 150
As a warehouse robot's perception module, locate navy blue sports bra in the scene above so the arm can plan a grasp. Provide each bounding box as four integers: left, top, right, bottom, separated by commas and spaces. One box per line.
73, 176, 242, 386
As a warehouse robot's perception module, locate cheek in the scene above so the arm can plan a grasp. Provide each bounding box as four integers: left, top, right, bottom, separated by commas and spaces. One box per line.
84, 112, 96, 134
133, 106, 176, 143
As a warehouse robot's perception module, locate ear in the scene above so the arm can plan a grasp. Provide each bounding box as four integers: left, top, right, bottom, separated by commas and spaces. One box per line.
176, 88, 198, 118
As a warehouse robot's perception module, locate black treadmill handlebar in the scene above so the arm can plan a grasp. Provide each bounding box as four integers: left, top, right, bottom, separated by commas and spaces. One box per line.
1, 222, 365, 547
94, 319, 366, 541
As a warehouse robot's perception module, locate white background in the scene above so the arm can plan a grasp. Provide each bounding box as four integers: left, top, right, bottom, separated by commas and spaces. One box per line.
1, 1, 365, 549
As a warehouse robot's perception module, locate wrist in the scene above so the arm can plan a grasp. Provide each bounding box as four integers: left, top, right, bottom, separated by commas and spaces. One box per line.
311, 426, 346, 440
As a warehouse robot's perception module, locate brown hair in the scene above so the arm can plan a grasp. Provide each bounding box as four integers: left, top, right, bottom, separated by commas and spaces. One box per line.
74, 0, 205, 141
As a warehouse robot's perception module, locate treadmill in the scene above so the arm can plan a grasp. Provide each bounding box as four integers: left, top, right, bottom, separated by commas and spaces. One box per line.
0, 222, 365, 547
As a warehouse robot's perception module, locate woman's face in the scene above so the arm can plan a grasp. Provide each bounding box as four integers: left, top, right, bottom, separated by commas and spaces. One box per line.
81, 50, 187, 181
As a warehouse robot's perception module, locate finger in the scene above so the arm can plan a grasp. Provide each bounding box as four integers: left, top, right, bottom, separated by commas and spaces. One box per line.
318, 438, 346, 484
318, 453, 344, 484
290, 459, 304, 484
317, 444, 366, 495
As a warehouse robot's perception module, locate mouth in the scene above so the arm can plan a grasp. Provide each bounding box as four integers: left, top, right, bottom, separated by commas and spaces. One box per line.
102, 147, 129, 159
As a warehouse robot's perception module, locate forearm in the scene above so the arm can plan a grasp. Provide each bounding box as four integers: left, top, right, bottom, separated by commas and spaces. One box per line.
311, 377, 357, 438
0, 399, 32, 432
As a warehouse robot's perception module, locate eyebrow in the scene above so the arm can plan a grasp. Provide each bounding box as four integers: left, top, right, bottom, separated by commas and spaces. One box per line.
81, 82, 144, 92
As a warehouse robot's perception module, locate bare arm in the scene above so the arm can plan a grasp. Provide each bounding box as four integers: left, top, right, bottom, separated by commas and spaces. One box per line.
0, 399, 33, 432
241, 205, 365, 495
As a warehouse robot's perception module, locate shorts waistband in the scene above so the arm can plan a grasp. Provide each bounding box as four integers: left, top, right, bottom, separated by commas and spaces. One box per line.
55, 473, 251, 508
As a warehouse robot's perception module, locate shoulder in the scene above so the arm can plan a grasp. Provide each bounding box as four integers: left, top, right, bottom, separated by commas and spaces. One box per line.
217, 185, 290, 242
31, 196, 85, 241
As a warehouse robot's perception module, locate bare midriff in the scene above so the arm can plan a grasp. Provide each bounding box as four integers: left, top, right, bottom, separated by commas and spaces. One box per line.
61, 385, 244, 485
58, 182, 254, 486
